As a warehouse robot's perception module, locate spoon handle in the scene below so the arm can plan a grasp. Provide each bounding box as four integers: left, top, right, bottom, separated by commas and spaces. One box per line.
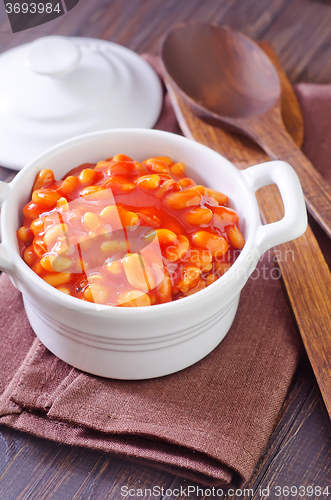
164, 81, 331, 419
251, 121, 331, 239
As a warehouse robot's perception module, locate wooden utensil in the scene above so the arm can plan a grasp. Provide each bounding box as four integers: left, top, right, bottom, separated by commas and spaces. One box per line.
161, 39, 331, 420
161, 23, 331, 238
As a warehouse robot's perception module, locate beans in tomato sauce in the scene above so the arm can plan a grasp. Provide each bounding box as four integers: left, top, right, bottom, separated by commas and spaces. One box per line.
17, 155, 244, 306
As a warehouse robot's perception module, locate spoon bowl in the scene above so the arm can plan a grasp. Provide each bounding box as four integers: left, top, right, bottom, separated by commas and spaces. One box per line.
161, 23, 331, 237
162, 24, 280, 120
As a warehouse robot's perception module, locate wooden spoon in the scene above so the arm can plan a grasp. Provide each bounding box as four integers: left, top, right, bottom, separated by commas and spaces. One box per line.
161, 23, 331, 238
161, 38, 331, 420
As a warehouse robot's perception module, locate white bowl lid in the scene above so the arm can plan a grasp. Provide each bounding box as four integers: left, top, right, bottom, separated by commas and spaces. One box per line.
0, 36, 163, 170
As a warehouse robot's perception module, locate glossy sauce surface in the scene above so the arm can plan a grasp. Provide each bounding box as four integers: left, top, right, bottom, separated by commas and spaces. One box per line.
17, 155, 244, 306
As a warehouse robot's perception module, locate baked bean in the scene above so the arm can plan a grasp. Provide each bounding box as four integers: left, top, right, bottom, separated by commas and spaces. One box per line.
23, 202, 47, 219
104, 175, 136, 194
150, 156, 173, 166
51, 256, 73, 273
84, 283, 109, 304
32, 189, 61, 209
86, 274, 104, 283
144, 158, 169, 174
155, 179, 181, 199
100, 205, 121, 227
80, 185, 108, 200
123, 253, 155, 291
44, 223, 68, 249
187, 247, 212, 272
30, 218, 45, 235
179, 177, 196, 188
79, 169, 97, 185
133, 161, 146, 174
156, 270, 172, 303
83, 212, 103, 232
192, 185, 206, 195
95, 160, 112, 171
227, 225, 245, 249
155, 229, 177, 246
136, 213, 161, 227
112, 154, 133, 162
186, 207, 213, 225
84, 286, 94, 302
56, 197, 69, 212
213, 205, 239, 224
118, 290, 151, 307
164, 235, 190, 262
33, 239, 47, 258
106, 260, 123, 275
100, 240, 127, 254
59, 176, 79, 197
40, 255, 56, 272
214, 261, 232, 276
205, 188, 228, 205
43, 273, 72, 287
32, 262, 44, 276
165, 189, 201, 209
205, 273, 218, 286
170, 162, 185, 177
107, 160, 145, 176
32, 169, 55, 191
17, 226, 33, 244
23, 245, 36, 266
118, 208, 139, 227
182, 279, 206, 297
192, 231, 228, 258
178, 266, 201, 292
136, 174, 160, 190
57, 286, 71, 295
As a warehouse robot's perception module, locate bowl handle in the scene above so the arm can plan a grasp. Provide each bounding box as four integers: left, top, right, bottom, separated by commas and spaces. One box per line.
0, 181, 15, 273
240, 161, 307, 256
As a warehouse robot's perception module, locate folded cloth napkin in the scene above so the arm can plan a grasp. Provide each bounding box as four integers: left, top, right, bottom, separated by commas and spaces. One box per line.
0, 256, 300, 487
0, 58, 330, 487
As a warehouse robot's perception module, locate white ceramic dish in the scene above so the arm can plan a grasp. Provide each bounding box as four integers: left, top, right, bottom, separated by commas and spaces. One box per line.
0, 36, 163, 170
0, 129, 307, 379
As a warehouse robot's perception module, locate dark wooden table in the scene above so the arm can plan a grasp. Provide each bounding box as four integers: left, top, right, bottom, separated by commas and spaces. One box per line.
0, 1, 331, 498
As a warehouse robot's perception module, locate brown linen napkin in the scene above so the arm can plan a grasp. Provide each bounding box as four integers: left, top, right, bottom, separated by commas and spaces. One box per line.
0, 254, 300, 487
0, 57, 329, 487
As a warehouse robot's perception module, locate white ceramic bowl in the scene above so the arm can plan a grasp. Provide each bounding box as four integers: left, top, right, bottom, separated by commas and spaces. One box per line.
0, 129, 307, 379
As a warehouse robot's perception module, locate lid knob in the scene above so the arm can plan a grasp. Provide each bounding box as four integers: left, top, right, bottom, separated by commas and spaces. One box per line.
26, 36, 81, 77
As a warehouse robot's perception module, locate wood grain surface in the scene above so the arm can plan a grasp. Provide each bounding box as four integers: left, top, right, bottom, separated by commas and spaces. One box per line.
161, 23, 331, 236
0, 1, 331, 499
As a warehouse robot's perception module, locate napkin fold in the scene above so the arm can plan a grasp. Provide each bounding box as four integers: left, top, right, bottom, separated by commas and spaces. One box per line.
0, 57, 330, 487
